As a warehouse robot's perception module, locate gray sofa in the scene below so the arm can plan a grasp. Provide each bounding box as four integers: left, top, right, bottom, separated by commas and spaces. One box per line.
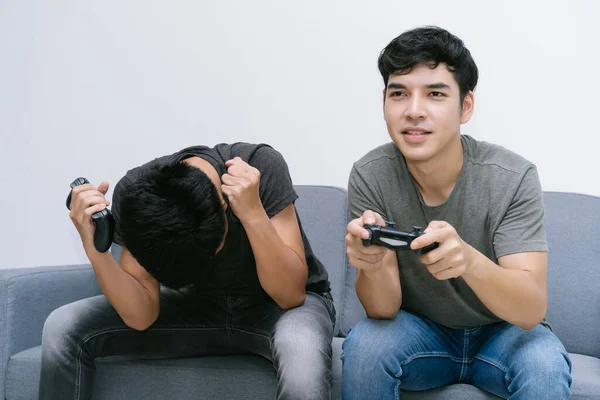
1, 186, 599, 399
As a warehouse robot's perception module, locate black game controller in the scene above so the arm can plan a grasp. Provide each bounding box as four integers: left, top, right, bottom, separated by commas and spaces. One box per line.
362, 223, 439, 255
66, 177, 115, 253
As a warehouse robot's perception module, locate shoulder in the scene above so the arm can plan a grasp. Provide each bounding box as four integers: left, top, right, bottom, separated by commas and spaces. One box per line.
462, 135, 536, 177
353, 142, 401, 172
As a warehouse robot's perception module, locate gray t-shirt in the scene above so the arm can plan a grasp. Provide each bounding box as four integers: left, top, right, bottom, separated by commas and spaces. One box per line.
348, 135, 547, 329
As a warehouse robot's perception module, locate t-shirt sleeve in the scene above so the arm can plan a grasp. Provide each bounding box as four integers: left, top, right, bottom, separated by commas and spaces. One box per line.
251, 146, 298, 218
347, 163, 388, 221
493, 166, 548, 257
109, 175, 128, 247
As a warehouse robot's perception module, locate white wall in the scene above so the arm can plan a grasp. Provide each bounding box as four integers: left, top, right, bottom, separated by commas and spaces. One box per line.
1, 0, 599, 269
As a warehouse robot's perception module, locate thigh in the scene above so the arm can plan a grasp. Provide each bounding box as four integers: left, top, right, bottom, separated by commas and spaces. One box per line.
228, 292, 336, 361
43, 287, 235, 360
341, 311, 462, 391
469, 323, 572, 398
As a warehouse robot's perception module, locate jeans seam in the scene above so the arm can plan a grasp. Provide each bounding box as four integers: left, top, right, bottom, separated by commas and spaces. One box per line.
459, 330, 469, 381
398, 351, 453, 367
229, 327, 271, 341
473, 355, 508, 375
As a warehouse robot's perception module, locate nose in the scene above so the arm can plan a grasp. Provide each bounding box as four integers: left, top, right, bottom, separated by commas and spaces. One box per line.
405, 96, 426, 120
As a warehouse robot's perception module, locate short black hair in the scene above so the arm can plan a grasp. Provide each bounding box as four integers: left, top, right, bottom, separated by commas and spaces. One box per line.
117, 161, 226, 289
378, 26, 478, 103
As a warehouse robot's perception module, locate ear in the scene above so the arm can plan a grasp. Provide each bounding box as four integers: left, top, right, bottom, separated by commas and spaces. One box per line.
460, 91, 475, 124
382, 88, 387, 117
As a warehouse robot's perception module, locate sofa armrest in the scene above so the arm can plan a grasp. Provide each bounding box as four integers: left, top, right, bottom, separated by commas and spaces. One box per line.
0, 264, 100, 397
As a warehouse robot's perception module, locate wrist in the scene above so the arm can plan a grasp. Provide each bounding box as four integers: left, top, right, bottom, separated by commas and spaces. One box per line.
238, 207, 269, 227
85, 244, 112, 263
462, 244, 484, 279
358, 262, 386, 280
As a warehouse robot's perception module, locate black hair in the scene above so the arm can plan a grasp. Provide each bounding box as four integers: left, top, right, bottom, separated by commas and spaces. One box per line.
117, 161, 226, 289
378, 26, 478, 103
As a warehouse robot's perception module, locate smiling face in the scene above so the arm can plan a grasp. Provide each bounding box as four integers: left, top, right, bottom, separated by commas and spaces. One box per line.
383, 63, 474, 164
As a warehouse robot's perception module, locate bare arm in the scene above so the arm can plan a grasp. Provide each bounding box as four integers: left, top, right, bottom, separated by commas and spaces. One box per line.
346, 210, 402, 319
220, 157, 307, 309
412, 221, 547, 330
69, 180, 160, 331
241, 203, 308, 309
86, 247, 160, 331
355, 249, 401, 319
462, 250, 547, 329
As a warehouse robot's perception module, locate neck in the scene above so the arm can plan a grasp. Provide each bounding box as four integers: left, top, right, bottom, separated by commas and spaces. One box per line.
182, 156, 226, 206
406, 136, 464, 206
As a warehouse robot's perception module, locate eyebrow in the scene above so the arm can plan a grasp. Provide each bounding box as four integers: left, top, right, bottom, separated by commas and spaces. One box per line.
387, 82, 451, 90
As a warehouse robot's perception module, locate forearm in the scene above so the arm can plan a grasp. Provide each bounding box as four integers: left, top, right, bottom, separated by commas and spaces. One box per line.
241, 210, 308, 309
355, 251, 401, 319
463, 251, 547, 329
85, 249, 159, 330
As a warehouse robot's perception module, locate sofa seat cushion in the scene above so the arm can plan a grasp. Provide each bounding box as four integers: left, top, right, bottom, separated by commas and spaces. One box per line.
7, 342, 598, 399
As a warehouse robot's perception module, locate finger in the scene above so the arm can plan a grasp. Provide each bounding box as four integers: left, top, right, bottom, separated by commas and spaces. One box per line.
97, 181, 110, 195
346, 234, 387, 256
431, 266, 461, 280
347, 218, 370, 239
83, 203, 107, 218
221, 173, 245, 187
226, 163, 247, 177
225, 157, 249, 169
71, 184, 97, 196
77, 190, 110, 206
422, 255, 447, 274
424, 220, 448, 233
220, 184, 235, 198
418, 245, 443, 265
411, 231, 437, 250
362, 210, 385, 226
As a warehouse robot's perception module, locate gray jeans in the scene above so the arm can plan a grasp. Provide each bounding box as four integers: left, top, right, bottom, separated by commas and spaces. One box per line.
38, 288, 336, 400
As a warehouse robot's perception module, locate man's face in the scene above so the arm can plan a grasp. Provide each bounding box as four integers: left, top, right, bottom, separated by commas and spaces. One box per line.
383, 63, 474, 163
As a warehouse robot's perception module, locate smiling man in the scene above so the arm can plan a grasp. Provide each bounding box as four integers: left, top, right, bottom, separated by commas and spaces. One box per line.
341, 26, 572, 399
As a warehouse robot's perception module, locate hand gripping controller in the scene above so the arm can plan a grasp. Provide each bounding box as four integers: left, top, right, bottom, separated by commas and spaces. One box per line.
66, 177, 115, 253
362, 223, 439, 255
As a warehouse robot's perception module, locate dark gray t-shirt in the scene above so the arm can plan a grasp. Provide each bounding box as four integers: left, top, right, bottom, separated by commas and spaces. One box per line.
112, 142, 331, 296
348, 135, 547, 329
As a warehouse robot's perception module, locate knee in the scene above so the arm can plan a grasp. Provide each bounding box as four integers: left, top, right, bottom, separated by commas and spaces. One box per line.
342, 318, 396, 365
509, 334, 572, 394
42, 302, 87, 356
274, 323, 331, 365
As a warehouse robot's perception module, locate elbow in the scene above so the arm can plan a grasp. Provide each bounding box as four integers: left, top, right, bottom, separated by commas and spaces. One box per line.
364, 302, 401, 320
274, 292, 306, 310
365, 308, 399, 320
515, 304, 547, 331
123, 311, 159, 332
517, 319, 541, 331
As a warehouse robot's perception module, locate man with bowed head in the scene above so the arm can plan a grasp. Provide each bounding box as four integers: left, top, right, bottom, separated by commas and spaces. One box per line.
40, 143, 335, 400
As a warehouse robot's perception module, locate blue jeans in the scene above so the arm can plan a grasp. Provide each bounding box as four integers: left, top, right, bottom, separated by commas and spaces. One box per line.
39, 288, 336, 400
340, 311, 571, 399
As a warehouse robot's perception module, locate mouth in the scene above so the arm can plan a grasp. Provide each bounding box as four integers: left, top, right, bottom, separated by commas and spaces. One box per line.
401, 127, 432, 136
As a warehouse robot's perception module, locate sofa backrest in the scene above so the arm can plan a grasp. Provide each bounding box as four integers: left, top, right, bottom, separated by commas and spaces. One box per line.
544, 191, 600, 358
293, 186, 364, 337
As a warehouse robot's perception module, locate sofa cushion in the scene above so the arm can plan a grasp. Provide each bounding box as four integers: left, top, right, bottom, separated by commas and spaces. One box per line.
9, 343, 598, 400
543, 192, 600, 358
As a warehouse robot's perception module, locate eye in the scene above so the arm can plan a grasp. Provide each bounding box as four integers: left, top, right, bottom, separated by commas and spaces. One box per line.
389, 91, 406, 97
429, 91, 445, 97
